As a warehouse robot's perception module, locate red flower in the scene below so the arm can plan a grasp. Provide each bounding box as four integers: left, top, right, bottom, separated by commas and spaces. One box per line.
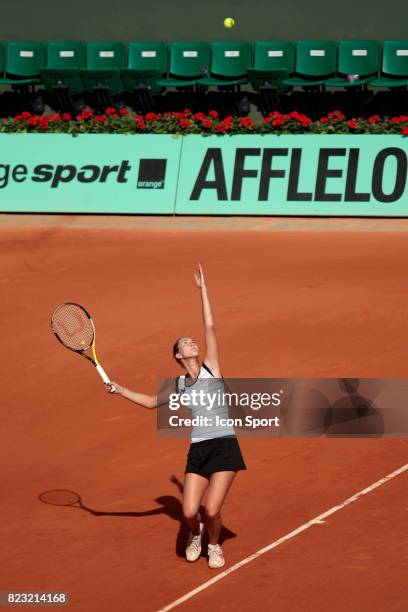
105, 107, 116, 115
216, 121, 232, 132
401, 126, 408, 136
80, 109, 93, 119
348, 120, 357, 129
163, 112, 172, 118
40, 117, 49, 129
208, 110, 219, 119
95, 114, 107, 123
327, 110, 346, 121
224, 115, 234, 124
62, 113, 71, 121
201, 119, 213, 128
49, 113, 61, 122
135, 121, 146, 130
27, 116, 40, 126
16, 111, 32, 121
288, 111, 311, 126
319, 117, 329, 123
368, 114, 380, 124
391, 115, 408, 123
119, 107, 129, 115
239, 117, 253, 127
391, 115, 408, 124
272, 117, 285, 126
194, 112, 206, 121
145, 112, 160, 121
183, 108, 192, 115
179, 119, 192, 128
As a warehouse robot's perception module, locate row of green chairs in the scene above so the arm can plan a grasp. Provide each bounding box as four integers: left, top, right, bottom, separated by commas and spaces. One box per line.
251, 40, 408, 90
0, 40, 408, 95
282, 40, 408, 90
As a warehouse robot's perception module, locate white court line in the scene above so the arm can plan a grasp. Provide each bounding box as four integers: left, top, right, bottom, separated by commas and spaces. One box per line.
158, 463, 408, 611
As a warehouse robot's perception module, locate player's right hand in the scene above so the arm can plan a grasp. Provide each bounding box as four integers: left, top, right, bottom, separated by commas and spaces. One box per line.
106, 381, 124, 395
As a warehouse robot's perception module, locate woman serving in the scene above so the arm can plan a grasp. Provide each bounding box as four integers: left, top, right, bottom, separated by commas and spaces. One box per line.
107, 263, 247, 569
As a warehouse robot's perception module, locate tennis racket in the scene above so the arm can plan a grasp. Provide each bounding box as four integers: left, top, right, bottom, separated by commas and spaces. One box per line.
51, 302, 111, 386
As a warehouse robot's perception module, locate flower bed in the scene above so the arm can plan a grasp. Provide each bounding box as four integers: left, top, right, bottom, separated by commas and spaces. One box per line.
1, 108, 408, 135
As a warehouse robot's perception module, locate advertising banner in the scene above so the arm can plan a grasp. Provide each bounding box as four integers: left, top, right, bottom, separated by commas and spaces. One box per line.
175, 135, 408, 216
2, 134, 408, 216
0, 134, 182, 213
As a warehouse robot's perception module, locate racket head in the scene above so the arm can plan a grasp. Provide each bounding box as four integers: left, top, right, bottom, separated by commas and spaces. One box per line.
39, 489, 82, 507
51, 302, 94, 352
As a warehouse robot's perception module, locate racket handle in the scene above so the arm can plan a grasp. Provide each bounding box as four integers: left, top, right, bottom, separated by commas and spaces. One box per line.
95, 364, 111, 385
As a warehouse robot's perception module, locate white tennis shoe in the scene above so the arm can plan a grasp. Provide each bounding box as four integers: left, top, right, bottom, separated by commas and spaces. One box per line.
186, 522, 204, 562
207, 543, 225, 569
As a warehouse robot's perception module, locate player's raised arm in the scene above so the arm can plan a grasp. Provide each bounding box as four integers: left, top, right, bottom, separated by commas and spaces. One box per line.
107, 382, 157, 409
194, 263, 221, 377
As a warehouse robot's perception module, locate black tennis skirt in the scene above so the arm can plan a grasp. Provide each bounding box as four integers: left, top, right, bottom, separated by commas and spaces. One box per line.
185, 435, 247, 477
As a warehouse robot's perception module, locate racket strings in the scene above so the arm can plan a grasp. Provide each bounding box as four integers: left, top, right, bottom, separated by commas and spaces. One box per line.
51, 303, 94, 351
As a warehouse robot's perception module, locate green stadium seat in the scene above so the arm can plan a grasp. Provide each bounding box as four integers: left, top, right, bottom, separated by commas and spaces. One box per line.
121, 42, 167, 93
0, 42, 44, 86
284, 41, 337, 89
157, 42, 209, 88
80, 42, 125, 95
247, 41, 294, 91
325, 40, 379, 88
41, 42, 85, 94
247, 41, 294, 114
370, 40, 408, 88
200, 41, 251, 87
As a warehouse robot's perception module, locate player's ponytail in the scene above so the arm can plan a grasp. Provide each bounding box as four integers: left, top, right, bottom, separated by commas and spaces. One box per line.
172, 338, 183, 367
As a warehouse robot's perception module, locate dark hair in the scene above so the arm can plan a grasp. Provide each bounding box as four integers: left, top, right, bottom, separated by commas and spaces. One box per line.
172, 338, 183, 366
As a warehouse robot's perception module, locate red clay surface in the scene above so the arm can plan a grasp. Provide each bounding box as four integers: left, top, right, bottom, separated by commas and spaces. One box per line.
1, 218, 407, 611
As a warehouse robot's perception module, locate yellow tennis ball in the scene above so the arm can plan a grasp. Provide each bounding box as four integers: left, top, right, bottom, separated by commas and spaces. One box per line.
224, 17, 235, 28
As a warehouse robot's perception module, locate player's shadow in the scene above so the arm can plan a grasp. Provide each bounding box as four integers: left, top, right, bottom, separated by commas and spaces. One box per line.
168, 475, 236, 558
325, 379, 384, 437
279, 378, 384, 437
38, 476, 236, 559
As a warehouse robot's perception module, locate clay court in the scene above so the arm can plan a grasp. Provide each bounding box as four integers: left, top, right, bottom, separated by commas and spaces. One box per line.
1, 215, 407, 611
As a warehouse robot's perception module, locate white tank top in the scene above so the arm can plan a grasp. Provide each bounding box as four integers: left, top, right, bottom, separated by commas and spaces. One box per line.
177, 363, 236, 443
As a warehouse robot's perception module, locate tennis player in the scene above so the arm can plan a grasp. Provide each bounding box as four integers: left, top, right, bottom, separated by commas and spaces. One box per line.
107, 263, 246, 569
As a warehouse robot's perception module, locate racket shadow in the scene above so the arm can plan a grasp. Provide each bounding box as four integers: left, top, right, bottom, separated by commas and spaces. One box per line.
38, 488, 181, 519
39, 478, 237, 559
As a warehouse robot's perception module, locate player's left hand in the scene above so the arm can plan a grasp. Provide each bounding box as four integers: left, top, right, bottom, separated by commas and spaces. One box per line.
194, 262, 205, 289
